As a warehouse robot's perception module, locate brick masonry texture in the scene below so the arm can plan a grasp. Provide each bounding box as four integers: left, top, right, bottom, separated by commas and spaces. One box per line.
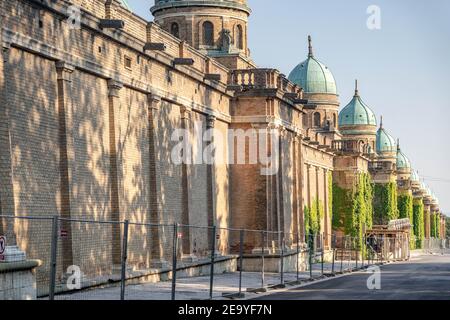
1, 0, 444, 292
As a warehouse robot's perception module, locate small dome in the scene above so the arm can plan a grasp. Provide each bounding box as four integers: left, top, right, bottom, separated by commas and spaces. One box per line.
376, 119, 396, 154
120, 0, 131, 10
339, 81, 377, 127
397, 146, 411, 169
410, 170, 419, 182
288, 36, 337, 94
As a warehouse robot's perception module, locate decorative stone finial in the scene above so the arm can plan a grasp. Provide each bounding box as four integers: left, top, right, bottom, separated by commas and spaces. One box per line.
380, 116, 383, 128
354, 79, 359, 97
308, 35, 314, 58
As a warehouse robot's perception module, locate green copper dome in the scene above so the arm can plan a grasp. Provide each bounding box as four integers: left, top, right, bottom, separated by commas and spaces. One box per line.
410, 170, 419, 182
120, 0, 131, 10
339, 81, 377, 127
288, 36, 337, 94
376, 120, 397, 154
397, 145, 411, 169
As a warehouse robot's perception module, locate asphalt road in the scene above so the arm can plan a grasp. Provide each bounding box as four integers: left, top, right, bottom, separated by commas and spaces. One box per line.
254, 254, 450, 300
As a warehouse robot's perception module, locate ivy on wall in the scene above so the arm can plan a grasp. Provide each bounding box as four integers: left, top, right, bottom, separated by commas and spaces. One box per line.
328, 171, 333, 227
430, 213, 441, 239
304, 198, 324, 237
398, 193, 414, 248
430, 213, 437, 238
373, 182, 398, 225
332, 173, 373, 255
413, 198, 425, 248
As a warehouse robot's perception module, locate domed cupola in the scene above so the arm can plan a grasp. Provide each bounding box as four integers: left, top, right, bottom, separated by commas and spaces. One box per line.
119, 0, 131, 10
376, 117, 397, 156
396, 141, 411, 171
410, 170, 421, 189
288, 36, 337, 95
339, 80, 377, 130
410, 170, 419, 182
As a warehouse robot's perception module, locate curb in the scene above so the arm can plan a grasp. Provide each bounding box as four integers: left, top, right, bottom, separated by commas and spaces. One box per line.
231, 262, 391, 300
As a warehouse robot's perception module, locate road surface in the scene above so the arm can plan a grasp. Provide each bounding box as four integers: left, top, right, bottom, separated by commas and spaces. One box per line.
254, 254, 450, 300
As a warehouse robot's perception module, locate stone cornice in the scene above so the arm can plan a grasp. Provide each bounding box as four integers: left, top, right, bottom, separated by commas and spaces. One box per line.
151, 1, 252, 15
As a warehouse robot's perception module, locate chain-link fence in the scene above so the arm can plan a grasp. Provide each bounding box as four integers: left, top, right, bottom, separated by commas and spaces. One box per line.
0, 215, 413, 300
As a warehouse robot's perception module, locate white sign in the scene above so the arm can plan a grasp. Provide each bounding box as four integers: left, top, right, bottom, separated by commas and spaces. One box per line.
0, 236, 6, 256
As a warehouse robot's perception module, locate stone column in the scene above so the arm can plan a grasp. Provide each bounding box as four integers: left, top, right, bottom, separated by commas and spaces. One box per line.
180, 106, 193, 259
424, 204, 431, 240
298, 137, 305, 243
147, 94, 168, 268
107, 79, 123, 266
292, 135, 299, 244
0, 42, 16, 244
306, 164, 312, 209
55, 61, 75, 271
206, 115, 217, 251
276, 127, 286, 246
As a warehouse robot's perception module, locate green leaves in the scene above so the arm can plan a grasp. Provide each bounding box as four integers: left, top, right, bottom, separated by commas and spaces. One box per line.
413, 198, 425, 248
373, 182, 399, 225
332, 173, 373, 255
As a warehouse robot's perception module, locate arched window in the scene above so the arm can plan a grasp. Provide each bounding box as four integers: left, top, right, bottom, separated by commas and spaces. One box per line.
203, 21, 214, 46
313, 112, 321, 127
333, 113, 337, 127
171, 22, 179, 38
236, 25, 243, 49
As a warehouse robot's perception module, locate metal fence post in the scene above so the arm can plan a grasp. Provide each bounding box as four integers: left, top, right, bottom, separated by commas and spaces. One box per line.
238, 230, 244, 296
321, 234, 324, 276
49, 216, 59, 300
340, 236, 344, 273
120, 220, 129, 300
331, 234, 335, 274
209, 225, 217, 300
261, 231, 265, 288
355, 237, 359, 270
171, 223, 178, 301
309, 234, 313, 279
296, 233, 300, 282
280, 233, 284, 285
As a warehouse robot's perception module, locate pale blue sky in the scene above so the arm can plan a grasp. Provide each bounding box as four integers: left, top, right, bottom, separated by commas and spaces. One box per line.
128, 0, 450, 215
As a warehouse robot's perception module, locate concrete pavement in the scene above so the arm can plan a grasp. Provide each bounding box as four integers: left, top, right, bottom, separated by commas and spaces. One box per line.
253, 254, 450, 300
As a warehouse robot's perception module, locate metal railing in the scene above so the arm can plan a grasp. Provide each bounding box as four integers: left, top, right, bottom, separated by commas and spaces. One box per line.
0, 215, 410, 300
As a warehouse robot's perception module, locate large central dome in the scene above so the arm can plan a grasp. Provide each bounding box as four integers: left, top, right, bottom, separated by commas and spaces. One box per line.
288, 36, 337, 94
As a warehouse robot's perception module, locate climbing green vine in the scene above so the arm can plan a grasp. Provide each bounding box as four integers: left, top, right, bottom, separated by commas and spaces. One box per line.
413, 198, 425, 248
304, 198, 324, 237
332, 172, 373, 257
431, 213, 440, 238
398, 193, 414, 248
373, 182, 398, 225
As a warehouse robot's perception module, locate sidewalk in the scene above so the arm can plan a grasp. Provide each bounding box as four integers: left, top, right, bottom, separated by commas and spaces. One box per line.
53, 260, 362, 300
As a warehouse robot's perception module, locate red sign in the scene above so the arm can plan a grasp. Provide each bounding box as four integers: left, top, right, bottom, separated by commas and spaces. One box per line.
177, 233, 183, 239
